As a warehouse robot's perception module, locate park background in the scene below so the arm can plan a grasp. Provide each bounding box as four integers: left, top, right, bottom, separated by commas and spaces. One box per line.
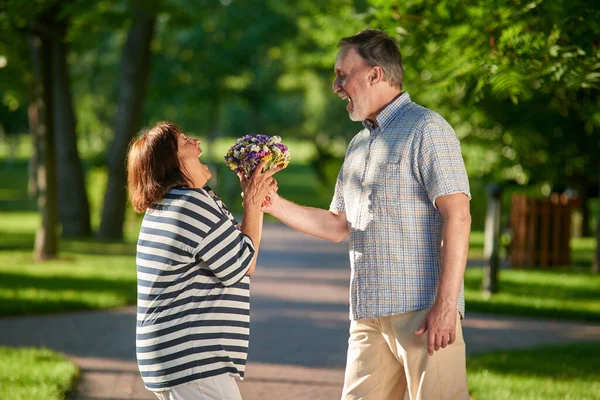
0, 0, 599, 399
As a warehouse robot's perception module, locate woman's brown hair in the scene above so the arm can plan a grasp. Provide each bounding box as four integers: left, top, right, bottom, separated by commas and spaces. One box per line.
127, 121, 191, 213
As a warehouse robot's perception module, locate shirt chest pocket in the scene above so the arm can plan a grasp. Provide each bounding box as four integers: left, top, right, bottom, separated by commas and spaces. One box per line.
380, 163, 406, 198
378, 158, 423, 208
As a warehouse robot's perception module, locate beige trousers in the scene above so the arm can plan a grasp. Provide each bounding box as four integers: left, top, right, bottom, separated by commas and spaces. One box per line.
342, 308, 469, 400
153, 374, 242, 400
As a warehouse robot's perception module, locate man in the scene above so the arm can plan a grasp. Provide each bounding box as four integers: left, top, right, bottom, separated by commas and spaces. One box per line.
266, 29, 471, 400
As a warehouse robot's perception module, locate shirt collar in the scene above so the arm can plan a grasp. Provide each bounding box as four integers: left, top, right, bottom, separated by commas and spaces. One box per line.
362, 91, 411, 132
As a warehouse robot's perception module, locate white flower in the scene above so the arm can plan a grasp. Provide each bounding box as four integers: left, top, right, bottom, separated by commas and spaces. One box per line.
250, 145, 260, 152
233, 150, 240, 158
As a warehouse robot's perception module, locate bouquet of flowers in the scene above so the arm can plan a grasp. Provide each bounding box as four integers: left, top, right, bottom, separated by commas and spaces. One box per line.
224, 134, 290, 177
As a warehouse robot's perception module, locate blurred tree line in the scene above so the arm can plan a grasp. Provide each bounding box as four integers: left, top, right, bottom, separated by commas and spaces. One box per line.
0, 0, 598, 267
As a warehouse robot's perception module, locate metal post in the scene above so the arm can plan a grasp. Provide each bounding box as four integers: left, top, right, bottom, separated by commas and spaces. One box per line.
482, 184, 503, 295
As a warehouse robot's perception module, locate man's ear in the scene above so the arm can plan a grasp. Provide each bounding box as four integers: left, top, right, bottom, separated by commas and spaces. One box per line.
368, 66, 384, 85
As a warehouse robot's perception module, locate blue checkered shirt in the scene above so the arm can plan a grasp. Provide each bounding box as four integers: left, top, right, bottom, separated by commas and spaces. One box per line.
330, 92, 471, 321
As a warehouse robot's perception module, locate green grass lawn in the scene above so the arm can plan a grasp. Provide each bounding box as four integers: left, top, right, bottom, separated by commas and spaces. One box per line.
1, 207, 599, 320
464, 266, 600, 321
0, 211, 137, 317
2, 211, 595, 320
0, 347, 78, 400
467, 342, 600, 400
571, 236, 596, 267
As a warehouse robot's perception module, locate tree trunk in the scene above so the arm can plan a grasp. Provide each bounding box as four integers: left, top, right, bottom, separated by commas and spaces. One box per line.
29, 33, 58, 261
52, 20, 92, 238
27, 101, 41, 199
97, 4, 156, 240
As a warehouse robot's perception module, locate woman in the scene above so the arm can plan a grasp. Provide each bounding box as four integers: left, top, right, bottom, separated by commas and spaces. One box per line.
127, 121, 279, 400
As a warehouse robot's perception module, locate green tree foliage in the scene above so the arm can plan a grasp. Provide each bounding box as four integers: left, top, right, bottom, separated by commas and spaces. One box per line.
0, 0, 37, 135
369, 0, 600, 190
271, 0, 368, 188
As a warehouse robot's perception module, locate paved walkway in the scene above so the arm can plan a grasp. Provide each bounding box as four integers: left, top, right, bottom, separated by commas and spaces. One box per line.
1, 222, 600, 400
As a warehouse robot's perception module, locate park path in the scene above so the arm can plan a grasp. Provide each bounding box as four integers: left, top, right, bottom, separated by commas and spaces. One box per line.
1, 222, 600, 400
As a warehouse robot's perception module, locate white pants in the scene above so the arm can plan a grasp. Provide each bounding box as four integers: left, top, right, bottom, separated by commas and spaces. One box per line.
154, 374, 242, 400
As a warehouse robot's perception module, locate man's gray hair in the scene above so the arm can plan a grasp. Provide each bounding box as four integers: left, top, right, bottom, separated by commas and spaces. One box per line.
338, 29, 403, 90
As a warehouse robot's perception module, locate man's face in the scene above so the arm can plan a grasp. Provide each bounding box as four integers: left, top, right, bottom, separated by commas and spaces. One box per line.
332, 47, 373, 122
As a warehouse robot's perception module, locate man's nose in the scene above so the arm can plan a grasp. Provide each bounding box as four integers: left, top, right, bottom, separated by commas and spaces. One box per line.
332, 77, 341, 93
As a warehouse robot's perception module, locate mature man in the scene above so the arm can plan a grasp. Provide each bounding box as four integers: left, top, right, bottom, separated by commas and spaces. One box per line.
266, 29, 471, 399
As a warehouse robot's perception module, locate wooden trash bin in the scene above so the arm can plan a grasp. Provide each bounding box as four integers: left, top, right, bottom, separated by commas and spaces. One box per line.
510, 193, 573, 267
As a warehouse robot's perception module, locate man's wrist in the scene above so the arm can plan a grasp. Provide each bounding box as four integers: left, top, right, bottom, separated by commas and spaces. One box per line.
433, 296, 458, 309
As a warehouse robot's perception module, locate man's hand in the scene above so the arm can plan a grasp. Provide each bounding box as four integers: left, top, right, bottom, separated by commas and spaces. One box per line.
414, 301, 457, 356
261, 190, 279, 213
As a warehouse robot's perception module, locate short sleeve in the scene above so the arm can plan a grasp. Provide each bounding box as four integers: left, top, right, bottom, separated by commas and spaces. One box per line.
194, 215, 255, 286
329, 165, 345, 213
416, 122, 471, 208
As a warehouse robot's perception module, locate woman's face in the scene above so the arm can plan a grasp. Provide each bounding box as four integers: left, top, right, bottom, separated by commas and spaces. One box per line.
177, 132, 202, 160
177, 132, 212, 181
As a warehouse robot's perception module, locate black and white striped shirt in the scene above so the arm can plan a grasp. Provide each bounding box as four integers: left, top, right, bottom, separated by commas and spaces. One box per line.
135, 186, 255, 391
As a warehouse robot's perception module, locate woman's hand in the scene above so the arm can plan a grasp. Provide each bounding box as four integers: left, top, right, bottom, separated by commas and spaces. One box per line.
239, 160, 281, 211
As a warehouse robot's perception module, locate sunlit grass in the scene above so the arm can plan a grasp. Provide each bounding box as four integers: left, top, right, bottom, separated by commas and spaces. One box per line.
0, 347, 78, 400
465, 267, 600, 321
1, 207, 598, 320
0, 211, 138, 317
467, 342, 600, 400
571, 236, 596, 266
0, 252, 136, 316
0, 247, 137, 317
